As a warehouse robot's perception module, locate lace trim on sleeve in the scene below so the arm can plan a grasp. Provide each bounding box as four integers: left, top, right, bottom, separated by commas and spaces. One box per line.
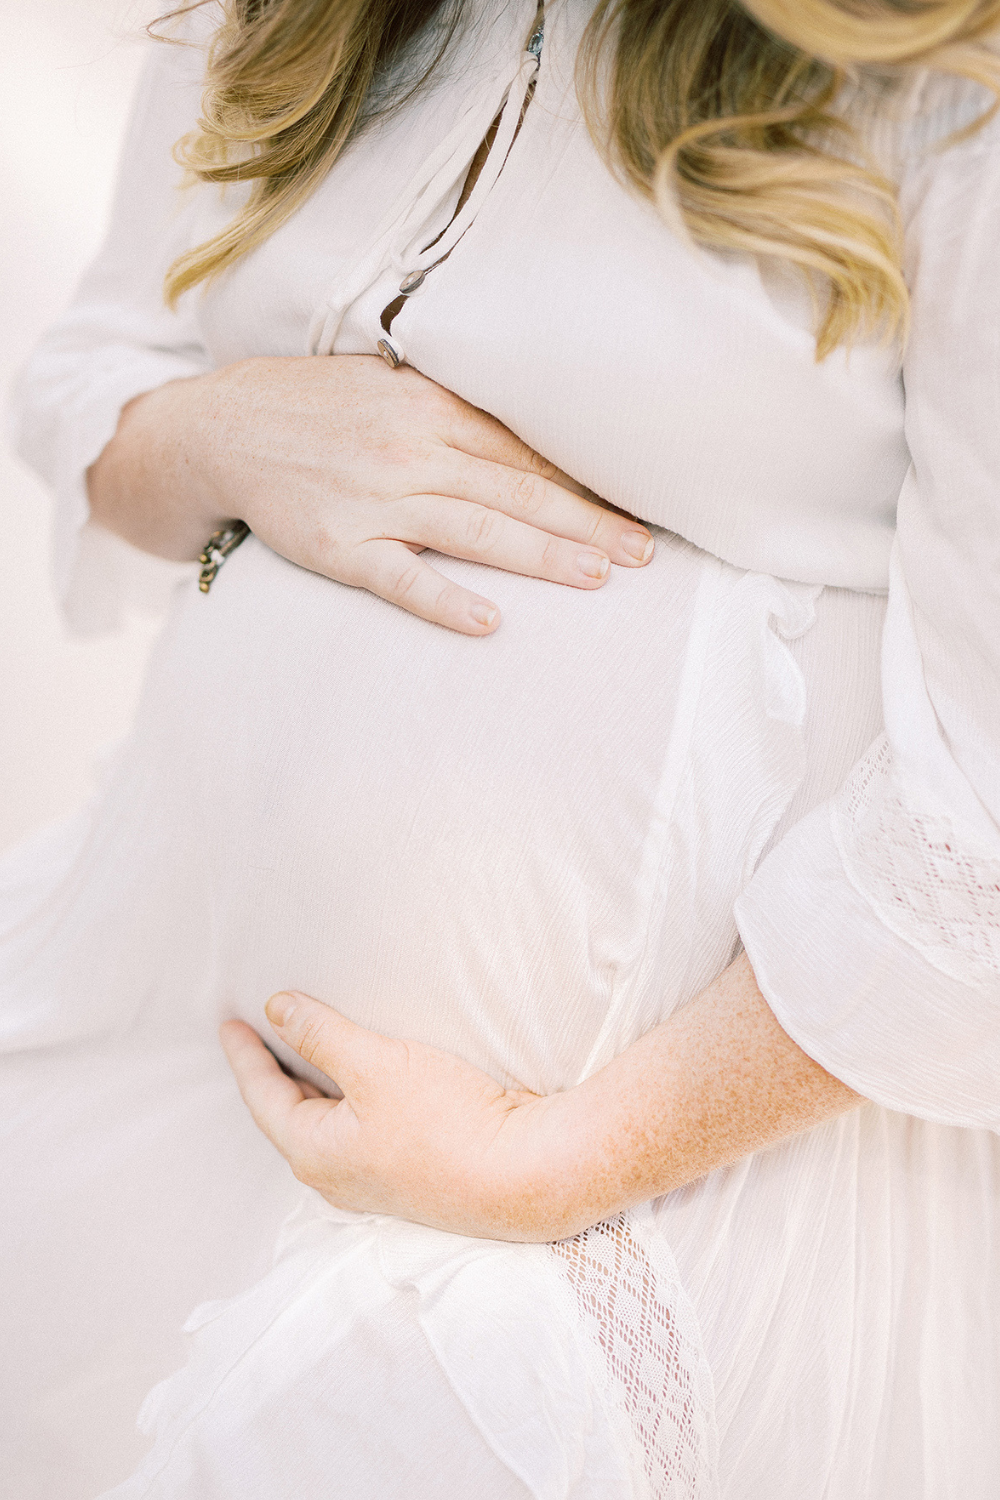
834, 736, 1000, 986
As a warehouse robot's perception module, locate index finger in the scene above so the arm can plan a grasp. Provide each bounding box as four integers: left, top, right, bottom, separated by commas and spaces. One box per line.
438, 401, 654, 562
439, 448, 655, 569
264, 990, 389, 1101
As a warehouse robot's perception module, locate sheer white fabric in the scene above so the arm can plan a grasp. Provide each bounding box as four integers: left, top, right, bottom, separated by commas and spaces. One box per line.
4, 0, 1000, 1494
737, 76, 1000, 1114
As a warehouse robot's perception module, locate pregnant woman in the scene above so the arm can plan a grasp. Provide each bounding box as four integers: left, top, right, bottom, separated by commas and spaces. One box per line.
4, 0, 1000, 1494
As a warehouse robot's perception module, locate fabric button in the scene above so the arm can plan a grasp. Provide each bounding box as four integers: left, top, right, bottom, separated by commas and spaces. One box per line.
377, 338, 402, 368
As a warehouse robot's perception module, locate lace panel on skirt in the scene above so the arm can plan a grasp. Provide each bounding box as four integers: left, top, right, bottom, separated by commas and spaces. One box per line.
550, 1209, 718, 1500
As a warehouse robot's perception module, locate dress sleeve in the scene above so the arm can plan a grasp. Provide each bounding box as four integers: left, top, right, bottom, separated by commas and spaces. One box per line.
734, 88, 1000, 1131
6, 18, 215, 634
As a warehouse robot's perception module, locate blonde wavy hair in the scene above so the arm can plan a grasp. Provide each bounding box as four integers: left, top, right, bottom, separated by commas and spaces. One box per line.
161, 0, 1000, 355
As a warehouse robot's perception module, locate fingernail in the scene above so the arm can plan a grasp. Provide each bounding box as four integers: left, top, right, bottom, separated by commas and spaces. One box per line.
266, 991, 299, 1028
577, 550, 610, 580
622, 531, 654, 563
469, 603, 498, 628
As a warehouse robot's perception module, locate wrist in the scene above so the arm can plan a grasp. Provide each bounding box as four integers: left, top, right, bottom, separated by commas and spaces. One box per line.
146, 372, 234, 545
181, 355, 306, 545
489, 1082, 626, 1243
526, 1042, 687, 1239
88, 374, 231, 561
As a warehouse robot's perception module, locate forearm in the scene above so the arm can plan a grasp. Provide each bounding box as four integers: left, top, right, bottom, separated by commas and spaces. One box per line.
86, 373, 229, 561
540, 953, 863, 1236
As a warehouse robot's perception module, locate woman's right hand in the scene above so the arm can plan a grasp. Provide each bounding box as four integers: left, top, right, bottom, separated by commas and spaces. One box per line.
88, 353, 654, 634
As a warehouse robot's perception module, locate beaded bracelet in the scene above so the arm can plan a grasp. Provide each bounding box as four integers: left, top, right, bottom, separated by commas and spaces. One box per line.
198, 520, 251, 593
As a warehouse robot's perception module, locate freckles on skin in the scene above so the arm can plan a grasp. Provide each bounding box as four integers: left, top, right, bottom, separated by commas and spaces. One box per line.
221, 955, 860, 1243
552, 954, 861, 1227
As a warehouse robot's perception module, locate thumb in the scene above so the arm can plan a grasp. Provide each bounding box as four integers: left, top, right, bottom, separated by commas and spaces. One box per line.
265, 991, 381, 1093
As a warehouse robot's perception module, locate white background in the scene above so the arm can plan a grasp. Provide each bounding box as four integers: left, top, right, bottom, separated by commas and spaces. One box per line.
1, 0, 162, 851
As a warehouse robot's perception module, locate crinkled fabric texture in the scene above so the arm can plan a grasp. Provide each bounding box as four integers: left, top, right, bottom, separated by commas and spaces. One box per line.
102, 1198, 713, 1500
4, 0, 1000, 1494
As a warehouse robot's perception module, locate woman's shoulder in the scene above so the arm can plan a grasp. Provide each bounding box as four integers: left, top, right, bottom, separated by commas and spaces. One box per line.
127, 0, 219, 126
900, 67, 1000, 158
832, 61, 1000, 238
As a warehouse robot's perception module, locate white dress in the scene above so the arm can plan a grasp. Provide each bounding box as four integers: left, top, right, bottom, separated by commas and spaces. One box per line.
3, 1, 1000, 1496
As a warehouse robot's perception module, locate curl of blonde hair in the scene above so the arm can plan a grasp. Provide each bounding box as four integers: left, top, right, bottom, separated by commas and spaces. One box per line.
163, 0, 1000, 356
159, 0, 459, 299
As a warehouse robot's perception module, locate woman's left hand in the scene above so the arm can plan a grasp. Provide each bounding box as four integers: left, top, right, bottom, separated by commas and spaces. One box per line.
220, 993, 585, 1243
222, 960, 863, 1243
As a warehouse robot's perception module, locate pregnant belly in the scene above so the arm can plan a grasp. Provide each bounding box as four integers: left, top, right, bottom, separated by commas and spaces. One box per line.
60, 532, 812, 1092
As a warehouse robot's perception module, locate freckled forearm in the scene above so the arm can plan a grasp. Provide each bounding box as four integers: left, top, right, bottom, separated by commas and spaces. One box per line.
540, 952, 862, 1236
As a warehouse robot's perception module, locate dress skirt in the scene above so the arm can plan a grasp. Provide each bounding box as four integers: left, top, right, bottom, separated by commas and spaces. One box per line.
2, 532, 997, 1498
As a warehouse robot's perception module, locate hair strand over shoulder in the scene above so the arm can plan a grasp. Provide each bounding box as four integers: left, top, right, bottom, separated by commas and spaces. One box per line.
159, 0, 1000, 357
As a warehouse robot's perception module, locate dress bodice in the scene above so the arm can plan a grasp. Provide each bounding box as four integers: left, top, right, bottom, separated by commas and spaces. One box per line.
196, 0, 906, 591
